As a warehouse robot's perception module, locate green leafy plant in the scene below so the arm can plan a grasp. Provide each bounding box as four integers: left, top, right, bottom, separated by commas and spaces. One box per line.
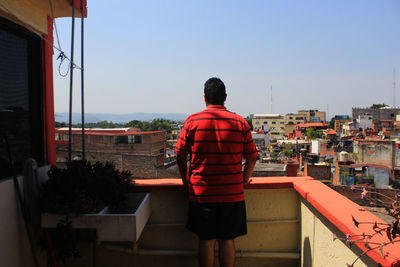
40, 160, 132, 215
280, 144, 293, 157
40, 160, 132, 263
305, 127, 323, 140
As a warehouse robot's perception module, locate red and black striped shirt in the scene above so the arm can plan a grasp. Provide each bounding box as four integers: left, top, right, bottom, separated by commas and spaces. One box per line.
175, 105, 258, 203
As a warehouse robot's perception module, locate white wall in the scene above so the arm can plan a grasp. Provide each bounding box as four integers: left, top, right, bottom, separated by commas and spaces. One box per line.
311, 140, 320, 154
0, 177, 35, 267
368, 167, 390, 189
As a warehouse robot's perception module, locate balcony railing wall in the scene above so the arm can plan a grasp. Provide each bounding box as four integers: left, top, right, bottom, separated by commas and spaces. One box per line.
1, 176, 399, 267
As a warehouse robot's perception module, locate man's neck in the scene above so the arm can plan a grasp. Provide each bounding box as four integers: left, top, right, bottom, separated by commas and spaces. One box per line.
206, 103, 225, 107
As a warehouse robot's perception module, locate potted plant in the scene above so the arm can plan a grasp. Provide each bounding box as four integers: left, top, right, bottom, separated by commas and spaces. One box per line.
40, 160, 151, 262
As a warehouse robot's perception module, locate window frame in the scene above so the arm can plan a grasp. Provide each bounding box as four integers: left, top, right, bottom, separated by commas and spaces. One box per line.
0, 17, 44, 180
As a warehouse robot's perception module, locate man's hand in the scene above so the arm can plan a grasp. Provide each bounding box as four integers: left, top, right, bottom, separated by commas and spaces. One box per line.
176, 154, 189, 187
243, 157, 257, 184
244, 178, 253, 184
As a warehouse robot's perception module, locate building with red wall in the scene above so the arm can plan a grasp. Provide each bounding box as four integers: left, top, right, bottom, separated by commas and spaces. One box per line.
55, 128, 167, 178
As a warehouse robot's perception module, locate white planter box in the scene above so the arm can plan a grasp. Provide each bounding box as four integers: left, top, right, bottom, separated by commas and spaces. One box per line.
41, 192, 151, 242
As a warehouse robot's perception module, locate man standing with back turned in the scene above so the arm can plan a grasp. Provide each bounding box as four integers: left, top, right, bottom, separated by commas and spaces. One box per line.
175, 77, 258, 267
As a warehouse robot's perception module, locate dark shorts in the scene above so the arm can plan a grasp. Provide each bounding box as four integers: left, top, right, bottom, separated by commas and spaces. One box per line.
186, 201, 247, 240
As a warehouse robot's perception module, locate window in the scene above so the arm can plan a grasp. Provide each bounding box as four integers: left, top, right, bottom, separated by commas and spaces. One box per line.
116, 136, 128, 144
280, 121, 284, 124
263, 121, 268, 124
280, 127, 284, 130
255, 121, 260, 125
272, 121, 276, 124
134, 135, 142, 144
128, 135, 142, 144
55, 134, 69, 141
0, 17, 44, 179
289, 117, 293, 119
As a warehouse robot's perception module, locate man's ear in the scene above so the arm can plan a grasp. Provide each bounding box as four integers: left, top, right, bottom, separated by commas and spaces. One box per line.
204, 94, 208, 105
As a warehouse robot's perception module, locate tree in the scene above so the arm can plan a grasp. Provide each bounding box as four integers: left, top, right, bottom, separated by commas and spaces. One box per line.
281, 144, 293, 157
370, 103, 388, 109
306, 127, 322, 140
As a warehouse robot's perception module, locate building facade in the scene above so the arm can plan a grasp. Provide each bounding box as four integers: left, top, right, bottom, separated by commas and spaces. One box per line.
250, 114, 285, 137
352, 107, 400, 122
56, 128, 167, 178
298, 109, 326, 123
333, 115, 351, 133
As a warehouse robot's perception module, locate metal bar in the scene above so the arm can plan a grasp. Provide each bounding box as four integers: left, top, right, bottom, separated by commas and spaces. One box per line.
68, 0, 76, 162
80, 0, 85, 160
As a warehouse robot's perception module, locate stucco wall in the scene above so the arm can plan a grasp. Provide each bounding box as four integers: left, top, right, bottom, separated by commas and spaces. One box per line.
0, 177, 40, 267
58, 188, 300, 267
353, 141, 395, 169
300, 199, 375, 267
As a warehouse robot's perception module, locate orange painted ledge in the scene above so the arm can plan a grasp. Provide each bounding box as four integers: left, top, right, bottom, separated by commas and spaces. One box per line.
294, 180, 400, 267
131, 176, 400, 266
131, 176, 313, 191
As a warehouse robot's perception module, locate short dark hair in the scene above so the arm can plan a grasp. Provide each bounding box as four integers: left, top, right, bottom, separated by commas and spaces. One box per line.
204, 77, 226, 105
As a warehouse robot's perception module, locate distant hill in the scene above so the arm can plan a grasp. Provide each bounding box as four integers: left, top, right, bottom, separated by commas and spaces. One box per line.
55, 112, 189, 124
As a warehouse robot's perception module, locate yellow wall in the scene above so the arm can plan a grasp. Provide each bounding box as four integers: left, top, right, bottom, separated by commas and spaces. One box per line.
252, 116, 285, 136
300, 199, 375, 267
58, 188, 300, 267
284, 114, 306, 125
29, 186, 380, 267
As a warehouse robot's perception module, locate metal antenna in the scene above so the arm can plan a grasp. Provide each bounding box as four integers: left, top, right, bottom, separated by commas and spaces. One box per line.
394, 67, 396, 107
327, 104, 329, 123
270, 85, 272, 113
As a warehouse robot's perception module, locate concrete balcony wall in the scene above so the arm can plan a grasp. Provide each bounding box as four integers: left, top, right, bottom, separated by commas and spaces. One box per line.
0, 177, 38, 267
3, 176, 399, 267
301, 199, 375, 267
133, 188, 301, 267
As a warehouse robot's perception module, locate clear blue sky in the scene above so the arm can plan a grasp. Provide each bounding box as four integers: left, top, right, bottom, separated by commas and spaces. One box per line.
53, 0, 400, 119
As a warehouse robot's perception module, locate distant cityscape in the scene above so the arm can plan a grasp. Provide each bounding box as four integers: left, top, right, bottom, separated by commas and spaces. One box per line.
55, 104, 400, 197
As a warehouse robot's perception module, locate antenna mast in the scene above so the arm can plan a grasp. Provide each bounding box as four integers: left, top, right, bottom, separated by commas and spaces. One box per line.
394, 67, 396, 107
270, 85, 272, 113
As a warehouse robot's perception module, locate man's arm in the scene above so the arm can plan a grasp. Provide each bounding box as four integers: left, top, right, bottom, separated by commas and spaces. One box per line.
243, 157, 257, 184
176, 154, 189, 187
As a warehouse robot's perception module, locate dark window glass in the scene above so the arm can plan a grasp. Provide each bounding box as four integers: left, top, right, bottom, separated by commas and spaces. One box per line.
0, 17, 44, 179
116, 136, 128, 144
134, 135, 142, 144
